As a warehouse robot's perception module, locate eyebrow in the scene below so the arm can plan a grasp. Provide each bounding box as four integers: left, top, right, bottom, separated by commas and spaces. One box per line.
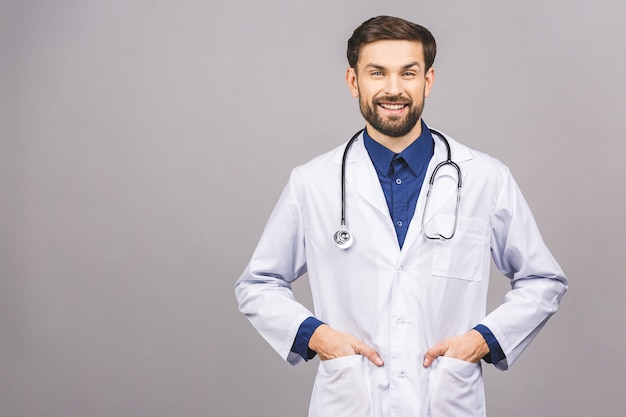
364, 61, 422, 71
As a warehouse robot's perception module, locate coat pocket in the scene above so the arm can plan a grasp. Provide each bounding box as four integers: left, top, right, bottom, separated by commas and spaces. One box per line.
431, 216, 488, 282
309, 355, 372, 417
425, 356, 485, 417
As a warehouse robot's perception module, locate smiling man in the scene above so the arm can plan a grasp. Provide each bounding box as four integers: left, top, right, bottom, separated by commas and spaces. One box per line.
236, 16, 567, 417
347, 39, 433, 151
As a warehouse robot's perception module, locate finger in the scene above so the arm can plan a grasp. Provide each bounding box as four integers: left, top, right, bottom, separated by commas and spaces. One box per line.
355, 343, 384, 367
423, 344, 446, 368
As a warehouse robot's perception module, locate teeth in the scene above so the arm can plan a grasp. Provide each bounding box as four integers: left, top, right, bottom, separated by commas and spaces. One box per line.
380, 104, 406, 110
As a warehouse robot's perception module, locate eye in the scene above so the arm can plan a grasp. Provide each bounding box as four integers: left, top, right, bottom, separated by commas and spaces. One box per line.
370, 71, 383, 77
402, 71, 417, 78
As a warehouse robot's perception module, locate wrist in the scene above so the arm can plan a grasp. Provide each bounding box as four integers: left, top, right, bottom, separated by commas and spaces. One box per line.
469, 329, 490, 358
308, 324, 329, 353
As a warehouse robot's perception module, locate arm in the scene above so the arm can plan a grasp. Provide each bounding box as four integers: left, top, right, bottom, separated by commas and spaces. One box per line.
236, 169, 384, 366
235, 173, 314, 365
424, 168, 567, 369
479, 168, 567, 370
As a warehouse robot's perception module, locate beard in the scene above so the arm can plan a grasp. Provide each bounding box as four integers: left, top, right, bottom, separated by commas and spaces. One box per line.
359, 95, 423, 138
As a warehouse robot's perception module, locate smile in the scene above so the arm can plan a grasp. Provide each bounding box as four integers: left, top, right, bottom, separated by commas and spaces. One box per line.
378, 103, 409, 114
378, 103, 408, 110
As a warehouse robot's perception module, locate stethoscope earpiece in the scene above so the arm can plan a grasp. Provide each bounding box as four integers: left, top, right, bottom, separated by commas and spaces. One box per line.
333, 228, 353, 249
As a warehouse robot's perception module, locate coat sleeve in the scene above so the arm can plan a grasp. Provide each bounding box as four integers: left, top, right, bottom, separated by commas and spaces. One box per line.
481, 168, 568, 371
235, 169, 314, 365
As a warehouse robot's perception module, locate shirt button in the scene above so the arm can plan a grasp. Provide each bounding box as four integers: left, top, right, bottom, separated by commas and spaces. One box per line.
398, 371, 407, 378
396, 221, 403, 227
395, 178, 402, 185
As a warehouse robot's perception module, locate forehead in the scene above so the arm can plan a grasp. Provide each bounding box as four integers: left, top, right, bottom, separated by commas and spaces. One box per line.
357, 40, 425, 69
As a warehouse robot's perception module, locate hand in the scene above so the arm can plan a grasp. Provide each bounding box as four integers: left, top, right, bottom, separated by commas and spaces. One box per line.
308, 324, 384, 366
423, 329, 489, 367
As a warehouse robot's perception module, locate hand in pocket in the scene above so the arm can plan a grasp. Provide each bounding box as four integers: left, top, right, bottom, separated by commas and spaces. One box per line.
309, 324, 384, 366
423, 330, 489, 367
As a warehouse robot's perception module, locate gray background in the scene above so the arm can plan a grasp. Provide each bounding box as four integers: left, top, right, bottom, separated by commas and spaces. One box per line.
1, 0, 624, 416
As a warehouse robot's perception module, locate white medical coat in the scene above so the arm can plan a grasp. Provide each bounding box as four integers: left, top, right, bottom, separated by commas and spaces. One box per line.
235, 130, 567, 417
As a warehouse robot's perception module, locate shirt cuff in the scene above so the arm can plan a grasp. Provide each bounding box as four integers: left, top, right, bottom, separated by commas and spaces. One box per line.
473, 324, 506, 364
291, 317, 325, 360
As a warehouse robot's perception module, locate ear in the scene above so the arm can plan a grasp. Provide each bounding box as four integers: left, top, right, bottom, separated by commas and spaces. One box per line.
424, 67, 435, 99
346, 67, 359, 98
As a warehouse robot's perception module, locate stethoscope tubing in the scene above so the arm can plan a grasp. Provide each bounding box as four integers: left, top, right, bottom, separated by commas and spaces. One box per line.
335, 127, 461, 248
340, 129, 365, 228
427, 128, 462, 188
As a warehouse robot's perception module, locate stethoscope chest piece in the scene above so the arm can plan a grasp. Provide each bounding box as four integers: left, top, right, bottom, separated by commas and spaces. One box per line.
333, 227, 353, 249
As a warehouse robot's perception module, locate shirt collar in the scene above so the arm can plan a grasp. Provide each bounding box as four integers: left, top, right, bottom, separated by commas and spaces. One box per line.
363, 120, 434, 176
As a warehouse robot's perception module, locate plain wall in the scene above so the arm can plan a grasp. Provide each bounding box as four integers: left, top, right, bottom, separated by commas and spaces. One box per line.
1, 0, 625, 416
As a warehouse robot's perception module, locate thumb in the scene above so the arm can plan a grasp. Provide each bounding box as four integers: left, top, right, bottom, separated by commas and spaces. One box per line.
354, 343, 384, 367
423, 343, 446, 368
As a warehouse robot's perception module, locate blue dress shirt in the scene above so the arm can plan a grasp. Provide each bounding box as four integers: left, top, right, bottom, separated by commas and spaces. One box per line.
291, 121, 505, 365
362, 122, 433, 249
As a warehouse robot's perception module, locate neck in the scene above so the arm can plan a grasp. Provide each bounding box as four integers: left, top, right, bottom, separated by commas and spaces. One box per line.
365, 120, 424, 153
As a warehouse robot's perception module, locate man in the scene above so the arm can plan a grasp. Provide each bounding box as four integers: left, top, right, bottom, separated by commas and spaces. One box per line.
235, 15, 567, 417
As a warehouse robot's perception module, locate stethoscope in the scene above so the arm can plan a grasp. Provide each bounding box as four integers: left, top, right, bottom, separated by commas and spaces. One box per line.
333, 128, 462, 249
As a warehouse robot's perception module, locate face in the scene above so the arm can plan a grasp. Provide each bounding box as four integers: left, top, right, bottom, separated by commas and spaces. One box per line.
346, 40, 434, 140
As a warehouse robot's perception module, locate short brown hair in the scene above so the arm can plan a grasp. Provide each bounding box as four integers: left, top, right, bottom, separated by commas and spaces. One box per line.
347, 16, 437, 71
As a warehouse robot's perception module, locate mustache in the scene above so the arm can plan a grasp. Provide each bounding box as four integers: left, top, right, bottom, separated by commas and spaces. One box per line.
374, 95, 412, 105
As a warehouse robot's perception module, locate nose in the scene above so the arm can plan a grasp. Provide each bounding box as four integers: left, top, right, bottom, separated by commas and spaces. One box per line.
384, 74, 402, 96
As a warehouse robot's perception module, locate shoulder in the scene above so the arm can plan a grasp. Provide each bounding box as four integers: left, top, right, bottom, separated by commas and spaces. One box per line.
431, 127, 511, 176
289, 142, 346, 183
279, 142, 349, 209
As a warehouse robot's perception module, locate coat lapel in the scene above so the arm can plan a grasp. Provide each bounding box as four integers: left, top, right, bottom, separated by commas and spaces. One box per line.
336, 134, 390, 218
